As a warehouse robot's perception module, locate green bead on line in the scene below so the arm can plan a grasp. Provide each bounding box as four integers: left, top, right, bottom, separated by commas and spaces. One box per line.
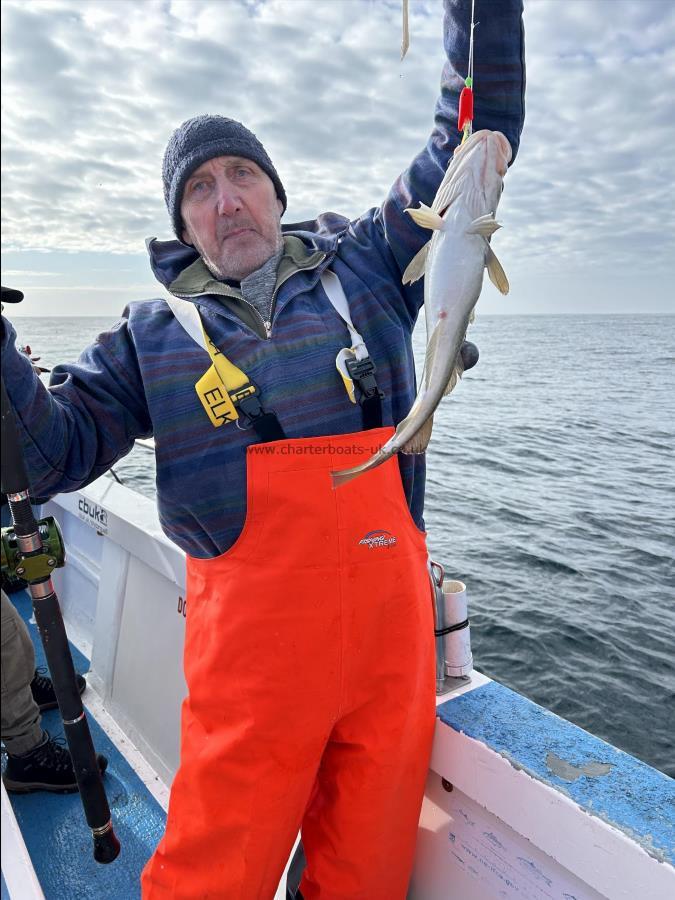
465, 76, 473, 88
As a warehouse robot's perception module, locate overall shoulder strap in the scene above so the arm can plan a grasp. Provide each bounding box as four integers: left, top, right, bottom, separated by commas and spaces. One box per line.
320, 271, 383, 429
165, 296, 206, 350
320, 271, 368, 360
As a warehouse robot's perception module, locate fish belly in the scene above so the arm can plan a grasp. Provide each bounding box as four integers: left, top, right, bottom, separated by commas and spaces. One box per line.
423, 231, 486, 393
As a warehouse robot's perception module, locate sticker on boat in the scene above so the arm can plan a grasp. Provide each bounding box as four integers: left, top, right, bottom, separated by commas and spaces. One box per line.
77, 498, 109, 534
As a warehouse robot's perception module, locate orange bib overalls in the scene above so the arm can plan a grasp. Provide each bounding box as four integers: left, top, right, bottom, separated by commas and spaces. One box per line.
142, 288, 435, 898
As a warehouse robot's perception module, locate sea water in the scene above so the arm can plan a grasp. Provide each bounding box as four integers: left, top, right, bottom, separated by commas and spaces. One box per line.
9, 312, 675, 778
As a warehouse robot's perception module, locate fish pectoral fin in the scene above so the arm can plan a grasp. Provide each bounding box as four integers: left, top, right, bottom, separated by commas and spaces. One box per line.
402, 241, 431, 284
486, 245, 510, 295
405, 203, 445, 231
467, 214, 502, 237
401, 414, 434, 454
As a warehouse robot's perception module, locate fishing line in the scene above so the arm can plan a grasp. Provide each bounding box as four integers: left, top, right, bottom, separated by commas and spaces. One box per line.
458, 0, 476, 144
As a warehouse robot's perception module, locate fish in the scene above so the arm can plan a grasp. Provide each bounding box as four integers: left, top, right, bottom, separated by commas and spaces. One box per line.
401, 0, 410, 59
331, 129, 512, 489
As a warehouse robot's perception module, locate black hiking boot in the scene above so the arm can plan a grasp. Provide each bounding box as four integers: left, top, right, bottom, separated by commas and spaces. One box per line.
30, 666, 87, 712
2, 732, 108, 794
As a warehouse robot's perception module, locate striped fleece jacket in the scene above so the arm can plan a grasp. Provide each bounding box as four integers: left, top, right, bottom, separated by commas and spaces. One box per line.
1, 0, 525, 560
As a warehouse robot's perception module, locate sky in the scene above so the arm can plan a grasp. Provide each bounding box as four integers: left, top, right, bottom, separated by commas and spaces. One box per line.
1, 0, 674, 319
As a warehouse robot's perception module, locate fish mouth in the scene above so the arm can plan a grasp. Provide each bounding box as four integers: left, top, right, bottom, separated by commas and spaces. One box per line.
451, 129, 512, 183
455, 129, 512, 166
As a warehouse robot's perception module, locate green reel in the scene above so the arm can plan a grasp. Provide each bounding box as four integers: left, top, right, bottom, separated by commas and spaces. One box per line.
1, 517, 66, 584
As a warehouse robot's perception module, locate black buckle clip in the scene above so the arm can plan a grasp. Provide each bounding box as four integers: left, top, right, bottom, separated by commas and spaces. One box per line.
230, 382, 264, 424
231, 381, 286, 441
345, 356, 384, 402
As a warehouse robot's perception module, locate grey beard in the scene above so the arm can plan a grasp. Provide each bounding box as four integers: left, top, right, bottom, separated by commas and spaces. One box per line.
201, 232, 283, 283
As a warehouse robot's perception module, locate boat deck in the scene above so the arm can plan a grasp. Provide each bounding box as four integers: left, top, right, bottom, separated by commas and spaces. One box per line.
2, 590, 166, 900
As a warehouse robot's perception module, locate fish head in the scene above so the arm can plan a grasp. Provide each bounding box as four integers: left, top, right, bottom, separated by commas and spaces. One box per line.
447, 129, 512, 215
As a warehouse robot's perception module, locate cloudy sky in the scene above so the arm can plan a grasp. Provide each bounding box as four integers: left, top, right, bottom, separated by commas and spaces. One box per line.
1, 0, 674, 318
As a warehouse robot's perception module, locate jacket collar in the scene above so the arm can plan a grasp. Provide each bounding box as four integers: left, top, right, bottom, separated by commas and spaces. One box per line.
165, 236, 325, 300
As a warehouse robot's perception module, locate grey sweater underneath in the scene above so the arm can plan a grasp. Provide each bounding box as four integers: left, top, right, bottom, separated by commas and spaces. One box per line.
239, 248, 283, 326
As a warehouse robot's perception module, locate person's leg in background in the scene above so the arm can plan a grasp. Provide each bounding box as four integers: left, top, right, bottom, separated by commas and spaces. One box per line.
1, 588, 104, 793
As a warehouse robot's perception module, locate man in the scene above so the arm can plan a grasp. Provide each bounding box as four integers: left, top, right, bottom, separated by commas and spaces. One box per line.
1, 1, 524, 895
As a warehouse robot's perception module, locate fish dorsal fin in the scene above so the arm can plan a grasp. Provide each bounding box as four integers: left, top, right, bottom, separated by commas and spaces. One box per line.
486, 245, 510, 295
405, 203, 445, 231
467, 214, 502, 237
402, 240, 431, 284
401, 414, 435, 455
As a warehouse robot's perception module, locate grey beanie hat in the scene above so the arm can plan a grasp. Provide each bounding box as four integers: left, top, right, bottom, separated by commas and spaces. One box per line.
163, 114, 287, 238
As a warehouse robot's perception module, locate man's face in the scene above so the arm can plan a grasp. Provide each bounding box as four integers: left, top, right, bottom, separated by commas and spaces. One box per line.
180, 156, 283, 281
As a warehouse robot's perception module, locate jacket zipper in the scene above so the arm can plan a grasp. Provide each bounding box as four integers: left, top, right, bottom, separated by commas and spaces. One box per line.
174, 290, 271, 339
266, 252, 333, 336
235, 295, 272, 339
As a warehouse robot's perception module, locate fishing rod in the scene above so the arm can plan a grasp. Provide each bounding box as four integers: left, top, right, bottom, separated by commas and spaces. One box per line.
1, 295, 120, 863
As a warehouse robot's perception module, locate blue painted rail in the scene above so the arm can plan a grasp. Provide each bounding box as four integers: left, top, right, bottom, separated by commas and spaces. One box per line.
438, 680, 675, 866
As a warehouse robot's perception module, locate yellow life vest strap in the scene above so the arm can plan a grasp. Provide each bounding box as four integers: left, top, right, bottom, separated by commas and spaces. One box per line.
196, 328, 259, 428
165, 296, 258, 428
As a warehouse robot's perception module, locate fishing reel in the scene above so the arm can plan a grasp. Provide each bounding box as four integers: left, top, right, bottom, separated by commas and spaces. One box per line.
1, 516, 66, 587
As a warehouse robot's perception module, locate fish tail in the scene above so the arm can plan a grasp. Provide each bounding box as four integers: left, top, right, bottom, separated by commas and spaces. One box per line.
330, 452, 386, 489
330, 467, 364, 489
